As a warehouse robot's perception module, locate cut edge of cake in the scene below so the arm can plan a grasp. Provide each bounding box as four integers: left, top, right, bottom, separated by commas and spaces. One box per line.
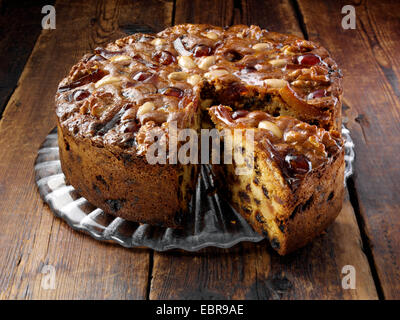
209, 105, 345, 254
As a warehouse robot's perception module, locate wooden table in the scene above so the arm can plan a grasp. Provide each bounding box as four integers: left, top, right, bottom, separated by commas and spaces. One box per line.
0, 0, 398, 300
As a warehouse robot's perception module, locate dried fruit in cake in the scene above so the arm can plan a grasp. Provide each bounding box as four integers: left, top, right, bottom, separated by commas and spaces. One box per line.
209, 105, 345, 254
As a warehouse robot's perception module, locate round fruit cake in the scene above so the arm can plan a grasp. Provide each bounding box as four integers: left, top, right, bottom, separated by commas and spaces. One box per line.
55, 24, 344, 255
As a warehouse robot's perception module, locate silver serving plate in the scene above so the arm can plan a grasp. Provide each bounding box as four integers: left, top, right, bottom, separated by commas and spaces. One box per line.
34, 126, 354, 252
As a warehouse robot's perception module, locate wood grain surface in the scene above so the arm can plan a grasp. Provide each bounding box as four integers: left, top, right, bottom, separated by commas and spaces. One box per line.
0, 0, 398, 300
297, 0, 400, 300
0, 0, 52, 117
0, 0, 173, 299
150, 196, 377, 300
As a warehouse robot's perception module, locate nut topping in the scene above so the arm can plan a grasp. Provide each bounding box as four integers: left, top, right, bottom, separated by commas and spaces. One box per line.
168, 71, 188, 81
258, 120, 283, 138
151, 38, 166, 47
110, 55, 132, 65
268, 59, 287, 68
205, 31, 218, 40
282, 45, 296, 56
283, 130, 299, 143
137, 102, 155, 116
252, 43, 271, 51
263, 79, 287, 88
94, 75, 121, 88
57, 24, 342, 153
187, 74, 202, 86
121, 108, 136, 122
178, 56, 196, 69
204, 69, 229, 79
198, 56, 216, 70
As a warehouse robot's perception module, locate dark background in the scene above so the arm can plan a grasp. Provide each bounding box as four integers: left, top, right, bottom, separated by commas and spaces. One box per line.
0, 0, 398, 300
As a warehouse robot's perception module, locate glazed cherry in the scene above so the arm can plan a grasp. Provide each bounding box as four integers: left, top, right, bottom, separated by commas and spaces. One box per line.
153, 51, 176, 65
132, 54, 158, 69
285, 154, 311, 174
73, 89, 90, 101
133, 71, 153, 81
232, 110, 249, 119
215, 105, 235, 125
192, 45, 212, 57
295, 54, 321, 66
225, 50, 243, 62
307, 89, 327, 100
58, 68, 107, 92
160, 87, 184, 98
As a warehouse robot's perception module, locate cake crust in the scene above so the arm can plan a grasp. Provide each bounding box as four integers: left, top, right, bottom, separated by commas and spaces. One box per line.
58, 120, 198, 228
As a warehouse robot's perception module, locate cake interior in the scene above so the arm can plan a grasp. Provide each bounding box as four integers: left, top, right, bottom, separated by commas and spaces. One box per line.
199, 80, 330, 130
219, 135, 288, 248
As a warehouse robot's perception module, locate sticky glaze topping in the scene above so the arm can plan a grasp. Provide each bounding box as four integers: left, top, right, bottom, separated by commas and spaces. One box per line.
56, 24, 342, 153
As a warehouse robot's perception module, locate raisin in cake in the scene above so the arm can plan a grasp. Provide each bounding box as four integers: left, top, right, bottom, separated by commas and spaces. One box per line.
55, 24, 344, 253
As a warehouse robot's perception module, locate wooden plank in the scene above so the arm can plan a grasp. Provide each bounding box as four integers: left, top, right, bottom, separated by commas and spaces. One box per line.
0, 0, 173, 299
148, 0, 378, 300
0, 0, 51, 117
150, 196, 377, 299
297, 0, 400, 300
174, 0, 303, 37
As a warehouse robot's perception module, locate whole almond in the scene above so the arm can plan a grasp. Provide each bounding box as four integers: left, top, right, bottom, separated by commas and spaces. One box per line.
168, 72, 188, 81
258, 120, 282, 138
137, 102, 155, 116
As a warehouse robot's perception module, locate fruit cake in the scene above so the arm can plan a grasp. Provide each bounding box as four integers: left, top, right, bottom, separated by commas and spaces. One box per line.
55, 24, 344, 253
209, 105, 344, 255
